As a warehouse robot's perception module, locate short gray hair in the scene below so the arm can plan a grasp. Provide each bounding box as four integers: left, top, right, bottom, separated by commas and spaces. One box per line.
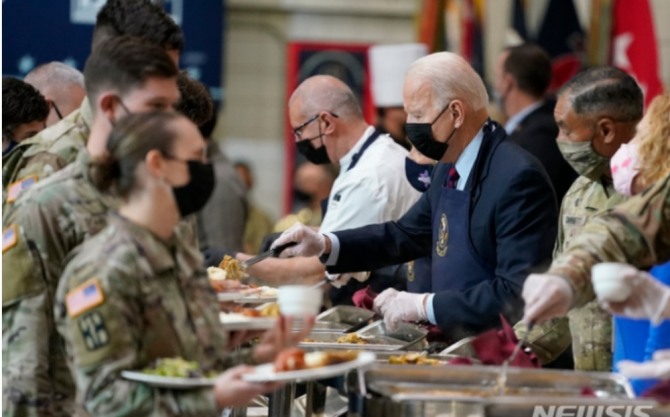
289, 75, 363, 119
24, 62, 85, 93
407, 52, 489, 111
559, 66, 643, 123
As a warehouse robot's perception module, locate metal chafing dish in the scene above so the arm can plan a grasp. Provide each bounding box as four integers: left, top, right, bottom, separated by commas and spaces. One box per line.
300, 321, 428, 351
346, 364, 661, 417
372, 351, 481, 365
312, 306, 377, 333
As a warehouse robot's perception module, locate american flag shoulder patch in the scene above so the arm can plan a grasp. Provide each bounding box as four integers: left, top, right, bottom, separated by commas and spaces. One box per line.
2, 225, 18, 253
66, 278, 105, 317
6, 176, 38, 203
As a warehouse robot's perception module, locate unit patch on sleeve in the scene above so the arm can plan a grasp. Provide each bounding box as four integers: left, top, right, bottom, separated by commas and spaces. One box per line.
78, 311, 109, 351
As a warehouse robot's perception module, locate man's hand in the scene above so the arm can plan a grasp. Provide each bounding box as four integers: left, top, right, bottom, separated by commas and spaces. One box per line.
252, 315, 315, 364
617, 349, 670, 379
328, 271, 370, 288
373, 288, 428, 330
522, 273, 574, 324
271, 223, 326, 258
213, 365, 284, 409
601, 270, 670, 324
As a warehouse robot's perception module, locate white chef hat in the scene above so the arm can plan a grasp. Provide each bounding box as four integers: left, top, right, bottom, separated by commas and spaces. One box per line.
368, 43, 428, 108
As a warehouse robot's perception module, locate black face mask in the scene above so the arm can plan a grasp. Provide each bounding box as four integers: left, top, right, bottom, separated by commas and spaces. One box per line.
404, 157, 434, 192
404, 104, 456, 160
296, 138, 330, 165
172, 160, 216, 217
293, 188, 312, 203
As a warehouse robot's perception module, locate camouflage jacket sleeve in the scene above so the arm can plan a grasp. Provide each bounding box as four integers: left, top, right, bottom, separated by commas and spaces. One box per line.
55, 261, 221, 417
2, 202, 74, 416
549, 175, 670, 307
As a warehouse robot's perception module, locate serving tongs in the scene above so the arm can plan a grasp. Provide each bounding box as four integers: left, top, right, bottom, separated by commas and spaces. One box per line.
241, 242, 297, 268
497, 321, 535, 394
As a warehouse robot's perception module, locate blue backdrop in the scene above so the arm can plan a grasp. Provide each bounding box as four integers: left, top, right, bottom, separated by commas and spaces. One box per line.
2, 0, 225, 101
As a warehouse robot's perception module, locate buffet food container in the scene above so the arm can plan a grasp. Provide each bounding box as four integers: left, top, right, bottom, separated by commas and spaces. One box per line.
299, 321, 428, 351
345, 364, 660, 417
312, 306, 377, 333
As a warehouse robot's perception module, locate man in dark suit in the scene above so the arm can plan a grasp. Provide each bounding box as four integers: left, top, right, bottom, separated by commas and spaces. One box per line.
272, 52, 557, 342
494, 44, 577, 203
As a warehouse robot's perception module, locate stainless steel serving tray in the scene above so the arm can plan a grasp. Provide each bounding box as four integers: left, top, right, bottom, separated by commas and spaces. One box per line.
372, 351, 481, 365
365, 364, 635, 401
299, 321, 428, 351
312, 306, 376, 333
350, 365, 661, 417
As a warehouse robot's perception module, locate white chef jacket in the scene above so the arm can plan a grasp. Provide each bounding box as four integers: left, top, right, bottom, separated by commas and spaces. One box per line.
319, 126, 421, 234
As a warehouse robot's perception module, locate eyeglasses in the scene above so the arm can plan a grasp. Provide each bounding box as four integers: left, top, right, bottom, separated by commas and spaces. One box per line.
51, 101, 63, 120
292, 112, 339, 141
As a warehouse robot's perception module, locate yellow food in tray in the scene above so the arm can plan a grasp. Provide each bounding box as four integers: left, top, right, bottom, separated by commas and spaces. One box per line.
336, 333, 368, 344
219, 255, 246, 281
387, 353, 443, 365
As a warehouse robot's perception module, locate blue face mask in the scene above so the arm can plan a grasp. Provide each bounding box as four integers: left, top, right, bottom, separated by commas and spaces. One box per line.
404, 157, 434, 192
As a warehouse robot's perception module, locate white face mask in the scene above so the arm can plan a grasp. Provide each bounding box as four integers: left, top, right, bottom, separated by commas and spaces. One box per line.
610, 142, 640, 196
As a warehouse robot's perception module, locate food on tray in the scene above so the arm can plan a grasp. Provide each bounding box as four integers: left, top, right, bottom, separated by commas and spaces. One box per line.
387, 353, 443, 365
274, 348, 358, 372
218, 255, 246, 281
142, 357, 215, 379
234, 303, 280, 318
207, 263, 248, 293
336, 333, 368, 344
259, 302, 280, 317
236, 303, 279, 317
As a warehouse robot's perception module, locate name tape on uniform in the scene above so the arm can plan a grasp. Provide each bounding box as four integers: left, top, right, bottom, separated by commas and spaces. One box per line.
2, 225, 18, 253
6, 176, 38, 203
66, 278, 105, 317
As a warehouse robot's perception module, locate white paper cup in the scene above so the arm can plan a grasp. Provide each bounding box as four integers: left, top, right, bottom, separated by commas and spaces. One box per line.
277, 285, 322, 318
591, 262, 634, 302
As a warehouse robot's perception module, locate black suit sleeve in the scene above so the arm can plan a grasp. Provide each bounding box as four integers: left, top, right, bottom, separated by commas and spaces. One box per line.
431, 167, 557, 335
326, 191, 434, 274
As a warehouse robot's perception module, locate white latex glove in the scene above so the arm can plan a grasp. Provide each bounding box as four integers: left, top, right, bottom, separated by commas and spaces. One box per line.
271, 222, 325, 258
373, 288, 429, 330
522, 273, 574, 325
326, 271, 370, 289
601, 270, 670, 324
617, 349, 670, 379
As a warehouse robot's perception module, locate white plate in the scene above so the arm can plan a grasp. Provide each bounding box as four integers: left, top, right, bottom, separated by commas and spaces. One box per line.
219, 313, 277, 330
121, 371, 214, 389
217, 292, 245, 302
217, 287, 278, 303
241, 351, 376, 383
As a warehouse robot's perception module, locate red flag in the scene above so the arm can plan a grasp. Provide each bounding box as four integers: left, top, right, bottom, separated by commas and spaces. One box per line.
610, 0, 663, 107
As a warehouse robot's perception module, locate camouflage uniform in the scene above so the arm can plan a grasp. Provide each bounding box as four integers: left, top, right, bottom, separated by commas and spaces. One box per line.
55, 214, 249, 416
516, 176, 626, 370
551, 173, 670, 307
2, 152, 201, 416
2, 99, 92, 213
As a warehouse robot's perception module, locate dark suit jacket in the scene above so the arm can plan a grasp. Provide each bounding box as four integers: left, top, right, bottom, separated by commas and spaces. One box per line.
508, 100, 578, 203
326, 123, 558, 339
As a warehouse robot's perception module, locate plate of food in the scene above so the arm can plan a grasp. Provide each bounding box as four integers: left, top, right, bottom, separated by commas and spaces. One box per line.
242, 349, 375, 383
233, 286, 279, 303
219, 303, 280, 330
121, 358, 216, 389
